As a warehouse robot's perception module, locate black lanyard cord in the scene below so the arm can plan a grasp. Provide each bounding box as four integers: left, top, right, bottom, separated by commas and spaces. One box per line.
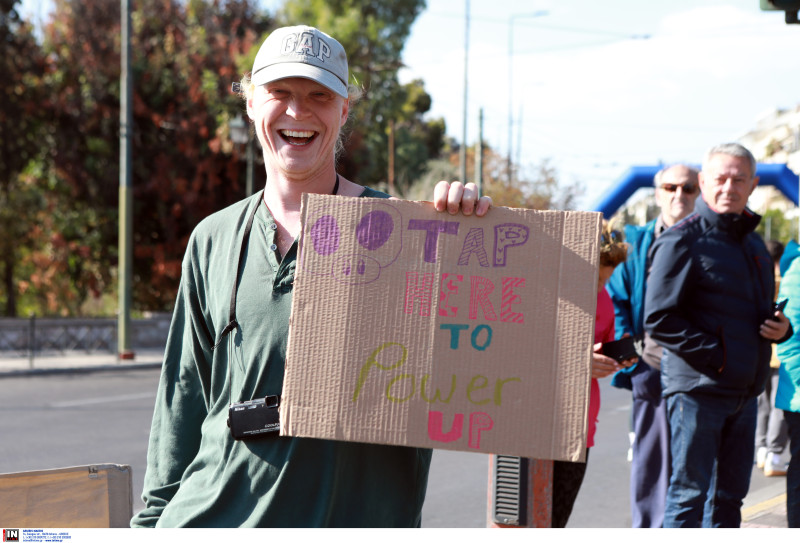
212, 190, 263, 352
211, 175, 340, 352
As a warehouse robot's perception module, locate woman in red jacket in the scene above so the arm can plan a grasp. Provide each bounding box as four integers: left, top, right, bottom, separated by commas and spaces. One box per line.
551, 221, 636, 527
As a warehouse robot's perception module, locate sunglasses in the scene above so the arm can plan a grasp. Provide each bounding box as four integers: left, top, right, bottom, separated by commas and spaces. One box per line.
659, 183, 698, 195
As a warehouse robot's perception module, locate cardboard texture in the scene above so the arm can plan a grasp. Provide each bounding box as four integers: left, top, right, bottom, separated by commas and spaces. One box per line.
0, 464, 133, 527
281, 195, 601, 461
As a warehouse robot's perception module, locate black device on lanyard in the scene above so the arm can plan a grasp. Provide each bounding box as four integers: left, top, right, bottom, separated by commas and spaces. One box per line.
217, 176, 340, 440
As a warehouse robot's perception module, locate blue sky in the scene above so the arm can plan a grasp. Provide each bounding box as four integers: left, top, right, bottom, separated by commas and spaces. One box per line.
398, 0, 800, 209
21, 0, 800, 209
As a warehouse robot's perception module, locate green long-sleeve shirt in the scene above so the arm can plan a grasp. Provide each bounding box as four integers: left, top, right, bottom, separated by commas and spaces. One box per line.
131, 188, 432, 527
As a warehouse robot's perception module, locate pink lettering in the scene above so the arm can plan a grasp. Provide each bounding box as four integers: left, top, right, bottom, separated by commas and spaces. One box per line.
428, 411, 464, 443
468, 412, 494, 449
500, 277, 525, 323
438, 273, 463, 317
469, 276, 497, 321
404, 272, 435, 317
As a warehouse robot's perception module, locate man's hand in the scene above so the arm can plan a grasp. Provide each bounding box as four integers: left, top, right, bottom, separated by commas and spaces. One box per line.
760, 311, 790, 341
433, 181, 492, 217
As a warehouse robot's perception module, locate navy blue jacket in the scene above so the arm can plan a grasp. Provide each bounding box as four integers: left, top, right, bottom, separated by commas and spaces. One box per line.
643, 198, 776, 399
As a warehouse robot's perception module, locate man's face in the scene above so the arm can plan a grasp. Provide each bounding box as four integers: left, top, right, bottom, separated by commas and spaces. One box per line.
247, 77, 349, 180
699, 153, 759, 215
655, 166, 700, 226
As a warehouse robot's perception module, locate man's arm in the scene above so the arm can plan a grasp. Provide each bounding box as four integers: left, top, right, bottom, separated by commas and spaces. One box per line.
643, 233, 725, 372
131, 258, 212, 527
607, 257, 637, 341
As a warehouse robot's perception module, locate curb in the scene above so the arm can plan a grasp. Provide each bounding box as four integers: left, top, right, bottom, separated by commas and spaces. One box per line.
0, 362, 163, 379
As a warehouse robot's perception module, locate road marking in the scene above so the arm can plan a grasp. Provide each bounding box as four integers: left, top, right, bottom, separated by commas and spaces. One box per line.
50, 392, 155, 408
742, 493, 786, 521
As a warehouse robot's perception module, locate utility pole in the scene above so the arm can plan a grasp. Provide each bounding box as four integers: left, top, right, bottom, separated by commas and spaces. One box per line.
516, 103, 524, 171
388, 119, 395, 196
507, 11, 548, 185
475, 108, 483, 196
459, 0, 470, 184
118, 0, 134, 360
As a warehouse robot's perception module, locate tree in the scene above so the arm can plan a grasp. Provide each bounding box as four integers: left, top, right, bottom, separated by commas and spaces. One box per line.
37, 0, 271, 313
757, 208, 797, 245
274, 0, 443, 190
411, 142, 583, 211
0, 0, 47, 316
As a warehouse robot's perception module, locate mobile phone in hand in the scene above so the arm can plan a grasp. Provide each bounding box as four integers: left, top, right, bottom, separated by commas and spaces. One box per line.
771, 299, 788, 321
602, 336, 638, 363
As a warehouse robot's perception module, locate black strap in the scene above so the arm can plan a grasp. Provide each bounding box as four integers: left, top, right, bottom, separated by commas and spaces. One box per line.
211, 175, 339, 351
212, 191, 262, 351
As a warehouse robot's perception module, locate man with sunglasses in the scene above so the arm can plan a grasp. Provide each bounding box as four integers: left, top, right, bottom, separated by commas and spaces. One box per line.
644, 143, 791, 527
607, 163, 699, 527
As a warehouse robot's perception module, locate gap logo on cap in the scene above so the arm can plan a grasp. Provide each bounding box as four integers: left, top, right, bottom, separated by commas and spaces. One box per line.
280, 31, 333, 63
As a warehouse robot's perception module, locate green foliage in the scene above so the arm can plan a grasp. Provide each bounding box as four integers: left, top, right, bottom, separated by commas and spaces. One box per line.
408, 143, 583, 211
0, 0, 48, 316
757, 208, 797, 244
2, 0, 445, 316
36, 0, 272, 313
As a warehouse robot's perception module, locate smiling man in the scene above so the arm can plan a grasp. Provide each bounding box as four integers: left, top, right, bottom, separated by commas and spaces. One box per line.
131, 25, 490, 528
644, 143, 792, 528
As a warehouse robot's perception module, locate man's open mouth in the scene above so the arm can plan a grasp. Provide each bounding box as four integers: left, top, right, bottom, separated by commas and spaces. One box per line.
280, 129, 317, 146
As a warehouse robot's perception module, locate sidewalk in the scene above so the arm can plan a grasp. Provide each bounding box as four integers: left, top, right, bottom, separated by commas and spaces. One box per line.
0, 350, 792, 528
742, 489, 789, 528
0, 349, 164, 378
742, 469, 791, 529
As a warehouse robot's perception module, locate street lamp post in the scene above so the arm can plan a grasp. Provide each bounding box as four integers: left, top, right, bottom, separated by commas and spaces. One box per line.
508, 10, 548, 185
118, 0, 134, 361
230, 115, 254, 197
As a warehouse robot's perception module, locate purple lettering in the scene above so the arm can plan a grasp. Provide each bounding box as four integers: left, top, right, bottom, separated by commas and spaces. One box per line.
494, 224, 529, 267
408, 219, 459, 263
458, 227, 490, 267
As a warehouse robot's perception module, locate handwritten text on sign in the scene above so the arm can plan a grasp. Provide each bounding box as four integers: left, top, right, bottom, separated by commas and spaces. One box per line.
283, 196, 598, 459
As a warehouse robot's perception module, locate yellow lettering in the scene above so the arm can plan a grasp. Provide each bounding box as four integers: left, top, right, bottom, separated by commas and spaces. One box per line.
421, 374, 457, 404
386, 374, 416, 403
493, 377, 521, 406
466, 375, 491, 405
352, 342, 407, 402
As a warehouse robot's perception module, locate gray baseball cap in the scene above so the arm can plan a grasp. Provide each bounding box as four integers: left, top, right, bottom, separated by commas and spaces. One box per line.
251, 25, 349, 98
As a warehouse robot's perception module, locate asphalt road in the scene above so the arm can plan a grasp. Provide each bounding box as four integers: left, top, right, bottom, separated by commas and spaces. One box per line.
0, 368, 785, 528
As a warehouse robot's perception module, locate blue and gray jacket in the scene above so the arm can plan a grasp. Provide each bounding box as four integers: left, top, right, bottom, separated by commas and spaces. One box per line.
607, 220, 657, 390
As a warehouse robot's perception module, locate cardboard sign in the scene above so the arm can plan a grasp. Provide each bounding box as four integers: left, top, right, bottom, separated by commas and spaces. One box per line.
281, 195, 601, 461
0, 464, 132, 527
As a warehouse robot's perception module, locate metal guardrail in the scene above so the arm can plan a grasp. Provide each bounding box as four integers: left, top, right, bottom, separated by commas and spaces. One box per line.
0, 314, 171, 361
0, 316, 115, 357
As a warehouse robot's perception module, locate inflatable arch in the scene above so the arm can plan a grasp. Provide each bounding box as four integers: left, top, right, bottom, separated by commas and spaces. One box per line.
592, 163, 799, 218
